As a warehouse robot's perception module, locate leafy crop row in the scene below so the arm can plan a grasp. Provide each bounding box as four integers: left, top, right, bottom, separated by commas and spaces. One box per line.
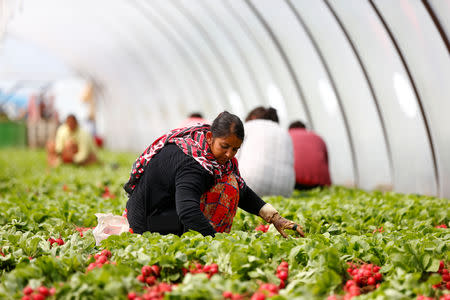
0, 149, 449, 299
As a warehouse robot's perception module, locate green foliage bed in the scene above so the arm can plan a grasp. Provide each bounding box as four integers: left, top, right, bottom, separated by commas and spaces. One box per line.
0, 148, 448, 299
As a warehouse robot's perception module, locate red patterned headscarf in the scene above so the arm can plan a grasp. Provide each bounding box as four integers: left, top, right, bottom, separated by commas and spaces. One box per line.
124, 124, 245, 196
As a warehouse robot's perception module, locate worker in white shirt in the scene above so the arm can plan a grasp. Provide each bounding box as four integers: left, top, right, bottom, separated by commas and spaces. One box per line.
236, 107, 295, 198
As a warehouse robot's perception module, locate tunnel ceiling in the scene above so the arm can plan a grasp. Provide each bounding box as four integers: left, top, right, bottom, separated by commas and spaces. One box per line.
2, 0, 450, 198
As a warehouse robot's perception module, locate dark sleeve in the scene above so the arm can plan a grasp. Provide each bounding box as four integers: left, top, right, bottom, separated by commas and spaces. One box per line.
238, 183, 266, 215
175, 161, 217, 237
125, 162, 151, 235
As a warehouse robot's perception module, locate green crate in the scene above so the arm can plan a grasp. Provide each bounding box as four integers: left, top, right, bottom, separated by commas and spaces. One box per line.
0, 121, 27, 147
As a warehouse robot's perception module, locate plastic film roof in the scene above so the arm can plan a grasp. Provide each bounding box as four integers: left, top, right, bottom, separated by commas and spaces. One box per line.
1, 0, 450, 198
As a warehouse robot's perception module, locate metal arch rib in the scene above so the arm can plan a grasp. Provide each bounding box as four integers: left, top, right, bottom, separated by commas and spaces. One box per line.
369, 0, 440, 196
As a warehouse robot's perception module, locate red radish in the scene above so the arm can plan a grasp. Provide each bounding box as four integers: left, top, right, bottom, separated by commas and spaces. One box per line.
127, 292, 137, 300
203, 265, 211, 272
277, 270, 288, 281
96, 255, 107, 264
255, 225, 269, 233
374, 272, 383, 281
23, 286, 33, 295
210, 263, 218, 274
250, 292, 266, 300
277, 265, 288, 273
32, 294, 44, 300
86, 263, 96, 272
145, 276, 156, 285
231, 294, 243, 300
100, 249, 111, 258
151, 265, 160, 276
158, 282, 172, 292
141, 265, 152, 277
345, 280, 356, 288
223, 291, 233, 298
348, 285, 360, 296
267, 283, 279, 293
38, 286, 49, 297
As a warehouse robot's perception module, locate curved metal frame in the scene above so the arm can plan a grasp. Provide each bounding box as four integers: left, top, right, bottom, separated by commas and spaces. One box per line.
323, 0, 394, 188
369, 0, 440, 195
245, 0, 313, 127
285, 0, 359, 186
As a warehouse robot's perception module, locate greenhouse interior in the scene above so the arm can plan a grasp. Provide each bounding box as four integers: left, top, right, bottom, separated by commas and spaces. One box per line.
0, 1, 449, 299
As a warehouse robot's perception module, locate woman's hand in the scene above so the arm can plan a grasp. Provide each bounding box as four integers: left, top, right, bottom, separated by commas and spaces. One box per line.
259, 204, 305, 238
271, 213, 305, 238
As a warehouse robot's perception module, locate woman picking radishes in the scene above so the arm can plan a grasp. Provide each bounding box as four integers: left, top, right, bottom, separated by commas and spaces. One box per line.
123, 111, 304, 238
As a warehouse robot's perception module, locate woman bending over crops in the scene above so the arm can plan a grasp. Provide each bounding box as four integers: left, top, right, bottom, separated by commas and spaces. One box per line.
124, 111, 304, 238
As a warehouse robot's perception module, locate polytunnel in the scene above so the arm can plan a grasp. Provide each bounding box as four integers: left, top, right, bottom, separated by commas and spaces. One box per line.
1, 0, 450, 198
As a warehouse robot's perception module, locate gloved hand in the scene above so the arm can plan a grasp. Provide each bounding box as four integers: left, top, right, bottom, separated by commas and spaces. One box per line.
258, 204, 305, 238
271, 213, 305, 238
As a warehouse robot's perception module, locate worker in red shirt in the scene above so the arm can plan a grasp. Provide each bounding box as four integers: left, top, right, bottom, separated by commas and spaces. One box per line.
288, 121, 331, 190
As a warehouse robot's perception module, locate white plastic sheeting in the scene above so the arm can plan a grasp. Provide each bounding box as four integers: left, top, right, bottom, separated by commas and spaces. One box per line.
1, 0, 449, 198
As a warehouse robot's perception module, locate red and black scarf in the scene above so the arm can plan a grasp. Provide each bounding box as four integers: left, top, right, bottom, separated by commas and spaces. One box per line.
124, 124, 244, 196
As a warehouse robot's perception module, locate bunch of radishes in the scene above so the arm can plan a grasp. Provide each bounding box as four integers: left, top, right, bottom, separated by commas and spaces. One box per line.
244, 261, 289, 300
128, 282, 173, 300
86, 249, 113, 272
47, 237, 64, 247
276, 261, 289, 289
182, 263, 219, 279
250, 283, 279, 300
102, 186, 115, 199
372, 227, 384, 233
435, 224, 448, 229
417, 296, 434, 300
137, 265, 160, 285
222, 291, 243, 299
255, 224, 270, 233
74, 226, 94, 237
432, 261, 450, 290
22, 286, 55, 300
417, 294, 450, 300
341, 262, 382, 299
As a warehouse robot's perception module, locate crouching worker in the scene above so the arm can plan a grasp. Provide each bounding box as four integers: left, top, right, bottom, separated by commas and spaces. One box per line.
47, 114, 98, 167
124, 111, 304, 238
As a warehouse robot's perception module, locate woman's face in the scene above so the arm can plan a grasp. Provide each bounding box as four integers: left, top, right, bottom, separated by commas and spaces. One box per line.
206, 131, 242, 165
